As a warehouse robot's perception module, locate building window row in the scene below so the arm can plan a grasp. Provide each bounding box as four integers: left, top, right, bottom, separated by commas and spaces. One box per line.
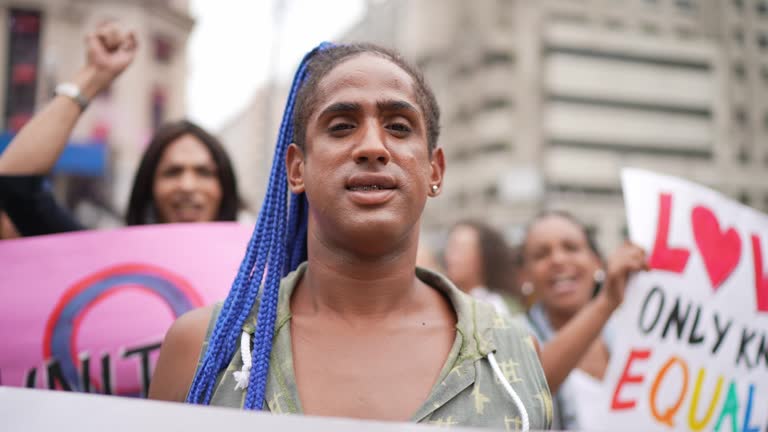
5, 9, 42, 133
738, 192, 768, 213
732, 30, 768, 51
732, 62, 768, 85
732, 0, 768, 15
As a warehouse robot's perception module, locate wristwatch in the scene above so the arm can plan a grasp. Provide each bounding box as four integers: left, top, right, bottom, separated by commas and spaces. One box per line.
55, 83, 89, 111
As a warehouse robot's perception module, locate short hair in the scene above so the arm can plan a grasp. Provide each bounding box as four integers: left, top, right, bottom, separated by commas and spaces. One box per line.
186, 42, 439, 409
125, 120, 239, 225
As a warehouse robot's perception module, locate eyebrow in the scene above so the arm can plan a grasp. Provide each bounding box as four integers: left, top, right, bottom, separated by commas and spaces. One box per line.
317, 99, 419, 118
376, 100, 418, 113
320, 102, 361, 116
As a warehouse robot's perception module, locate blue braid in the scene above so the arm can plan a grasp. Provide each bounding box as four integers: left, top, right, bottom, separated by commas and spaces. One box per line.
287, 193, 309, 269
186, 42, 333, 407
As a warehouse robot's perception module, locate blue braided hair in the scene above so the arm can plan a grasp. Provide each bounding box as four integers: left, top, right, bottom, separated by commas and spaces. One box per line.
185, 41, 441, 409
186, 42, 332, 408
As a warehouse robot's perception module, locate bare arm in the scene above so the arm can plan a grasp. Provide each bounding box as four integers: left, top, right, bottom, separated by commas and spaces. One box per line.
149, 305, 215, 402
0, 23, 137, 174
538, 243, 647, 393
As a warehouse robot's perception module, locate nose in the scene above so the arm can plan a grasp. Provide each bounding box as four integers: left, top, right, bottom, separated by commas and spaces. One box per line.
549, 247, 568, 267
178, 170, 198, 192
352, 121, 391, 165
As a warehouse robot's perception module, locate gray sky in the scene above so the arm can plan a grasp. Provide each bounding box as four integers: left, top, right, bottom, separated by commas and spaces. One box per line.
186, 0, 365, 132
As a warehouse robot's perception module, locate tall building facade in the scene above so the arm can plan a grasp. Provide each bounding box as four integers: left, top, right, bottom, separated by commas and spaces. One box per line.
344, 0, 768, 251
0, 0, 194, 225
218, 83, 289, 214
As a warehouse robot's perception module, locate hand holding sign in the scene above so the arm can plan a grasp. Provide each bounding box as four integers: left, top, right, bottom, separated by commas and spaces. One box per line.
600, 242, 648, 310
596, 169, 768, 431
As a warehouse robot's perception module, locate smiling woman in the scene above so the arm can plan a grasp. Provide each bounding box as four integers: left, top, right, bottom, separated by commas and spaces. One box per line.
126, 120, 239, 225
0, 22, 241, 235
520, 210, 647, 430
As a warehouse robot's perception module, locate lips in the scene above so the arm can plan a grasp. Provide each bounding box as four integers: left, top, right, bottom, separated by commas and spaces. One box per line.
549, 274, 580, 295
346, 173, 397, 191
171, 199, 205, 222
345, 173, 398, 205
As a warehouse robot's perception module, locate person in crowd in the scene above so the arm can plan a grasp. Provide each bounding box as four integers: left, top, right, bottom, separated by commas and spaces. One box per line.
444, 220, 524, 315
149, 42, 554, 430
520, 210, 646, 430
0, 22, 240, 234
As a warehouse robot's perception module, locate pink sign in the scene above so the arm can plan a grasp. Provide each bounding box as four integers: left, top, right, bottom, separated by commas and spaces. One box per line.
0, 222, 253, 397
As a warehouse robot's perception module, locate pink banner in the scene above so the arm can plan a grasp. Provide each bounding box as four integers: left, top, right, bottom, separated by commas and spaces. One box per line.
0, 223, 253, 397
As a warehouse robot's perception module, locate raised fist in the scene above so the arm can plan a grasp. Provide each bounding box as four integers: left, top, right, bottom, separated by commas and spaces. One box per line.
78, 21, 138, 97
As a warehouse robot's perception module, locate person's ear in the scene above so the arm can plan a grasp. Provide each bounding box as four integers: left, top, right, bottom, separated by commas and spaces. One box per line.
428, 147, 445, 197
286, 143, 305, 194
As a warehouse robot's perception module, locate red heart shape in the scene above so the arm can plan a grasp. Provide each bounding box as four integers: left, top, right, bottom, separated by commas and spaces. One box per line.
692, 206, 741, 289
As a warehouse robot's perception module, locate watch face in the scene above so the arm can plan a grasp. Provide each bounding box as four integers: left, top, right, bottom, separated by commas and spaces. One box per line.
55, 83, 88, 110
56, 83, 79, 98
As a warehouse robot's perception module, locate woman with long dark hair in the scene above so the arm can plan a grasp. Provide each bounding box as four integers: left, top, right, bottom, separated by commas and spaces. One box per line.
0, 22, 240, 233
125, 120, 239, 225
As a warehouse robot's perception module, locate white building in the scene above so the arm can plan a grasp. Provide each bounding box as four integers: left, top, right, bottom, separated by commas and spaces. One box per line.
343, 0, 768, 251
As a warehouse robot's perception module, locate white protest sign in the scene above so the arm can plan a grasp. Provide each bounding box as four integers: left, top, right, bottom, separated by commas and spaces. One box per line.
597, 168, 768, 431
0, 387, 497, 432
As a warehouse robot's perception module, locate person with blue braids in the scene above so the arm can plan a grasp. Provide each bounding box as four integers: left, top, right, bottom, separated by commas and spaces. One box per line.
149, 43, 552, 430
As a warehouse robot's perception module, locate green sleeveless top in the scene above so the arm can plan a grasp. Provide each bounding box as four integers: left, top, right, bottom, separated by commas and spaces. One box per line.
193, 263, 553, 430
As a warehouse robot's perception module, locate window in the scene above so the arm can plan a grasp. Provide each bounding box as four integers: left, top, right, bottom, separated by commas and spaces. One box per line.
758, 32, 768, 50
733, 62, 746, 79
477, 141, 509, 154
4, 9, 41, 132
738, 146, 750, 163
734, 107, 748, 125
480, 97, 511, 111
153, 35, 175, 64
738, 191, 751, 206
733, 28, 745, 45
675, 0, 695, 11
758, 0, 768, 15
483, 51, 513, 66
484, 184, 498, 200
641, 22, 660, 34
151, 86, 167, 130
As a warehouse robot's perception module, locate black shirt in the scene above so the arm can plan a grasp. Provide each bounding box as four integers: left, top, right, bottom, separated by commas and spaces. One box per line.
0, 175, 83, 236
